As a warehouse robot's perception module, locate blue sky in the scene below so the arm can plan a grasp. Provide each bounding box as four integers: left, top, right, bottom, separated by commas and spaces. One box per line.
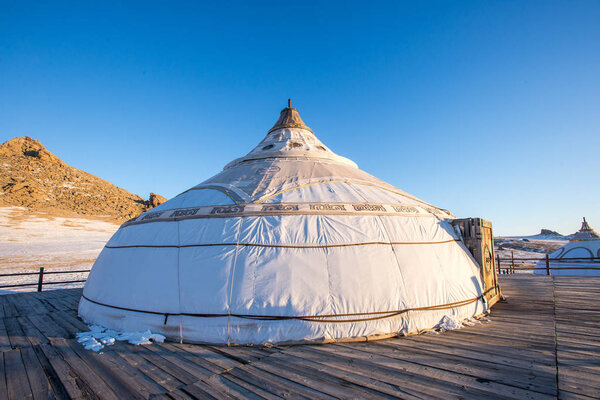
1, 1, 598, 235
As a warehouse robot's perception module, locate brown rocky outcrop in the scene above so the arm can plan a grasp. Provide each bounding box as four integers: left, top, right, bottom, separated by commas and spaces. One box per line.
0, 136, 166, 222
148, 193, 167, 208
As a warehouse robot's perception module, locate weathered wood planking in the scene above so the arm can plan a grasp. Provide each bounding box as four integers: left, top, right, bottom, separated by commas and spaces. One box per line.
0, 276, 598, 399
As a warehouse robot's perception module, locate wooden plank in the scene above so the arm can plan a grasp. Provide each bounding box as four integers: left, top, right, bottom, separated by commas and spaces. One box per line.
318, 343, 554, 399
57, 310, 89, 332
110, 341, 185, 392
201, 372, 278, 400
144, 342, 217, 380
0, 297, 6, 319
412, 331, 556, 366
20, 346, 52, 400
4, 349, 33, 399
16, 316, 49, 347
35, 298, 59, 314
225, 365, 322, 399
160, 343, 232, 376
27, 314, 70, 340
0, 353, 8, 400
171, 343, 242, 371
49, 338, 119, 400
207, 345, 267, 364
29, 345, 71, 400
65, 339, 146, 400
19, 296, 48, 316
0, 318, 12, 351
157, 388, 196, 400
290, 344, 526, 400
282, 344, 477, 399
396, 335, 557, 372
207, 371, 291, 400
45, 311, 81, 338
366, 341, 557, 395
247, 351, 411, 399
91, 348, 169, 398
559, 373, 600, 398
135, 345, 199, 386
4, 317, 30, 349
38, 295, 69, 312
2, 297, 21, 318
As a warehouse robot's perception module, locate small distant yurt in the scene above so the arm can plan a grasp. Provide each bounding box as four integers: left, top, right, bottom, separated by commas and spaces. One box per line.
535, 218, 600, 276
79, 102, 496, 345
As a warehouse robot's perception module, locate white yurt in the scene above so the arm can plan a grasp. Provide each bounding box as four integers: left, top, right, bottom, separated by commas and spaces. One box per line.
79, 102, 493, 345
535, 218, 600, 276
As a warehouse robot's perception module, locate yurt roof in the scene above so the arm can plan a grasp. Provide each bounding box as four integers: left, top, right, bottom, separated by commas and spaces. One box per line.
571, 217, 600, 241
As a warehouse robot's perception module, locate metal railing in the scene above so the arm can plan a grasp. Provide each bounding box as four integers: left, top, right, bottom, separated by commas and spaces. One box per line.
496, 254, 600, 275
1, 254, 598, 293
0, 268, 91, 292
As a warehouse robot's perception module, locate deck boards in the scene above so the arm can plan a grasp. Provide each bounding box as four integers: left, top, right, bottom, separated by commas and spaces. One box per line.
0, 276, 598, 399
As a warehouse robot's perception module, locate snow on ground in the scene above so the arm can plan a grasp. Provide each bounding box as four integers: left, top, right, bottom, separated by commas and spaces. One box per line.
0, 207, 118, 294
425, 315, 490, 335
77, 324, 165, 352
494, 237, 568, 273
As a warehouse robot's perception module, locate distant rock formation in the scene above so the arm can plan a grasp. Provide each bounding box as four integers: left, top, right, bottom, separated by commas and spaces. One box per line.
0, 136, 165, 222
540, 229, 562, 236
148, 193, 167, 208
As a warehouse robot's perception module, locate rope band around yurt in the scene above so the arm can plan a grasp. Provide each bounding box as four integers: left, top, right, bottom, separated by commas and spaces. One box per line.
81, 286, 498, 325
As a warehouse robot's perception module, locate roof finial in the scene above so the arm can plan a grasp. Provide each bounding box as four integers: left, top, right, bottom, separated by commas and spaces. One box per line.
268, 101, 313, 134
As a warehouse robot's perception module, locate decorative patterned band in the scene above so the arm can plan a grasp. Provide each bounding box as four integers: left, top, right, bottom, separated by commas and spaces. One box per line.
121, 202, 452, 228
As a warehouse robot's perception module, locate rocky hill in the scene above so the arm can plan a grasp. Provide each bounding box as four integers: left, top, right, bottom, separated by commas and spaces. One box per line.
0, 136, 165, 222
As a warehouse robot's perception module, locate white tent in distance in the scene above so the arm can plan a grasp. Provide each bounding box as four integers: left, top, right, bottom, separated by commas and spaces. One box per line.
535, 218, 600, 276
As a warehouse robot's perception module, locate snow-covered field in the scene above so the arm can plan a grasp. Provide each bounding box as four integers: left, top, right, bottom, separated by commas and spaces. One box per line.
0, 204, 572, 289
0, 207, 118, 294
494, 236, 568, 274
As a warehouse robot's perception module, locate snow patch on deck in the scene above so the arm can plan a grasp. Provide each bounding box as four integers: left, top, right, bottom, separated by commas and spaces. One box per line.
77, 324, 166, 352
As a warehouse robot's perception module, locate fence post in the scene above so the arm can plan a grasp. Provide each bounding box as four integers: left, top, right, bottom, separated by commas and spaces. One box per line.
496, 254, 501, 275
511, 252, 515, 274
37, 267, 44, 292
546, 254, 550, 276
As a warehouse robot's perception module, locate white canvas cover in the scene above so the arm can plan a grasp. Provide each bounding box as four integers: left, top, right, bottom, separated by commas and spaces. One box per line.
79, 104, 490, 345
535, 218, 600, 276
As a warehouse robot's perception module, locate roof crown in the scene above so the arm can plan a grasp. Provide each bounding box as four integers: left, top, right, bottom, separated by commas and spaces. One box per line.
268, 100, 313, 134
571, 217, 600, 241
224, 100, 357, 169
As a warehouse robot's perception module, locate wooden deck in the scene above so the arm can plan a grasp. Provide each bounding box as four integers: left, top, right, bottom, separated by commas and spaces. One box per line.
0, 276, 598, 399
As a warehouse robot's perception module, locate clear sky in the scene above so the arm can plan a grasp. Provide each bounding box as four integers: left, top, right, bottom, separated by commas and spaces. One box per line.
1, 1, 598, 235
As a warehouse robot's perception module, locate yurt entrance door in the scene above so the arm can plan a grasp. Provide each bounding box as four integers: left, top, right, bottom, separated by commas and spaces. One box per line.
452, 218, 501, 307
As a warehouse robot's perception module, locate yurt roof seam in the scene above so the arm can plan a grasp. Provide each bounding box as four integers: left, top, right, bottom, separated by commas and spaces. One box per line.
178, 186, 244, 204
80, 285, 496, 323
226, 215, 246, 345
175, 219, 183, 342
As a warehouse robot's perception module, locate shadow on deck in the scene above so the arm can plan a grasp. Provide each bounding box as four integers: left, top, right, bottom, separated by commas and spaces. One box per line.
0, 276, 598, 399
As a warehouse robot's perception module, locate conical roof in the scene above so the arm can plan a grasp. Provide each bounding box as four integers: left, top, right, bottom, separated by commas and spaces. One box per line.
537, 217, 600, 276
80, 102, 487, 345
571, 217, 600, 241
268, 100, 313, 133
